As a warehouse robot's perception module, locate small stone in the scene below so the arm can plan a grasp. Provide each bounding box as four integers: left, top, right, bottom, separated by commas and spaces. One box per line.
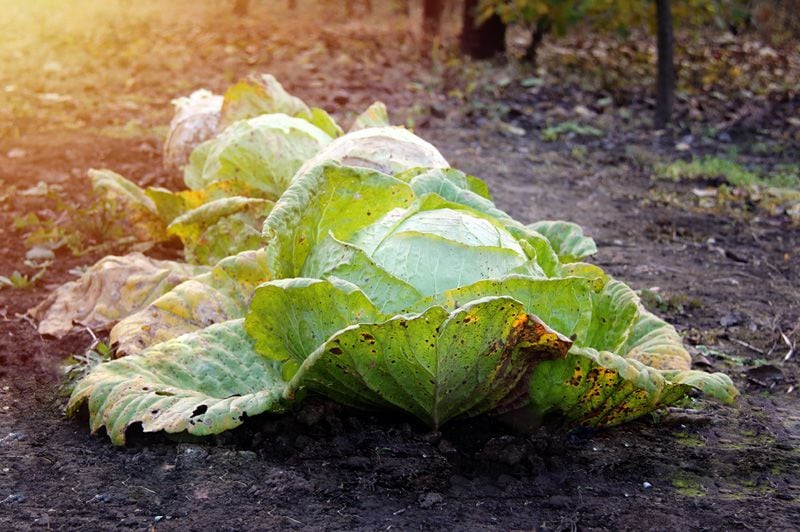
719, 312, 743, 328
643, 481, 653, 489
418, 492, 443, 509
237, 450, 257, 462
2, 493, 26, 503
176, 445, 208, 467
25, 247, 55, 262
422, 431, 441, 445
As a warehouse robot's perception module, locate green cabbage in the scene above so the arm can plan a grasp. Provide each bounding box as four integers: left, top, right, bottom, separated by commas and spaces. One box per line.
61, 92, 736, 445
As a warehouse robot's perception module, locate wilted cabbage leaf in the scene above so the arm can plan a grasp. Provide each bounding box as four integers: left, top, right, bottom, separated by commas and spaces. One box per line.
90, 169, 168, 243
146, 179, 261, 224
163, 89, 223, 172
528, 280, 737, 427
110, 248, 271, 356
30, 253, 207, 338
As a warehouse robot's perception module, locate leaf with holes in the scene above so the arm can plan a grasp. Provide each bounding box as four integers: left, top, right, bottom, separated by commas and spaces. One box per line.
67, 319, 292, 445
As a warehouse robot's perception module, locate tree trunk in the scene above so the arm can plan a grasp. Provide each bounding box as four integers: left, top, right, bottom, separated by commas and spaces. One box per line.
460, 0, 506, 59
233, 0, 249, 16
655, 0, 675, 128
423, 0, 445, 37
523, 17, 550, 65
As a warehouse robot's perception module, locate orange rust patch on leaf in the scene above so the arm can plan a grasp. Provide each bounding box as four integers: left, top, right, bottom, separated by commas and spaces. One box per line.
511, 313, 528, 329
513, 314, 573, 362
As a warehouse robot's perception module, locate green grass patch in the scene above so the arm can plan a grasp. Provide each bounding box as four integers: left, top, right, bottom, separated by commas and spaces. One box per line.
655, 156, 800, 190
671, 473, 707, 497
542, 121, 603, 142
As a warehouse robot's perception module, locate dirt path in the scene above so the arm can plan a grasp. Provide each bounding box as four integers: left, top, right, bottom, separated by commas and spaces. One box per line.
1, 2, 799, 530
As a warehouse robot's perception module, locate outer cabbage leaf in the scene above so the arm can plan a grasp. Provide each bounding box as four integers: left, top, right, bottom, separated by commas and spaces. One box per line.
527, 278, 737, 427
397, 167, 492, 201
111, 249, 271, 356
579, 279, 690, 370
219, 73, 310, 128
245, 278, 572, 428
167, 197, 273, 265
581, 279, 640, 353
622, 307, 692, 370
90, 169, 168, 242
146, 179, 264, 225
67, 319, 291, 445
30, 253, 207, 338
529, 347, 736, 428
349, 102, 390, 132
295, 126, 449, 178
528, 220, 597, 263
183, 114, 332, 198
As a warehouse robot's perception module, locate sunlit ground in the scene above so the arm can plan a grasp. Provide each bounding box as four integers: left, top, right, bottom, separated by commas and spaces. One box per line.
0, 0, 425, 143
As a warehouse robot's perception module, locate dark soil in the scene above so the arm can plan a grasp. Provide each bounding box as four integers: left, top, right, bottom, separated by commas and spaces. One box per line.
1, 2, 799, 530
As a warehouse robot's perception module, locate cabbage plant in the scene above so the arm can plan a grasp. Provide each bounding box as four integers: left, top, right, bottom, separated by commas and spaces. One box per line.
52, 78, 736, 445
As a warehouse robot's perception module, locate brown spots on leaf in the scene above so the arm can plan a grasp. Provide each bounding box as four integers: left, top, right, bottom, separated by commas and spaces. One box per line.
463, 314, 480, 325
568, 365, 585, 387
